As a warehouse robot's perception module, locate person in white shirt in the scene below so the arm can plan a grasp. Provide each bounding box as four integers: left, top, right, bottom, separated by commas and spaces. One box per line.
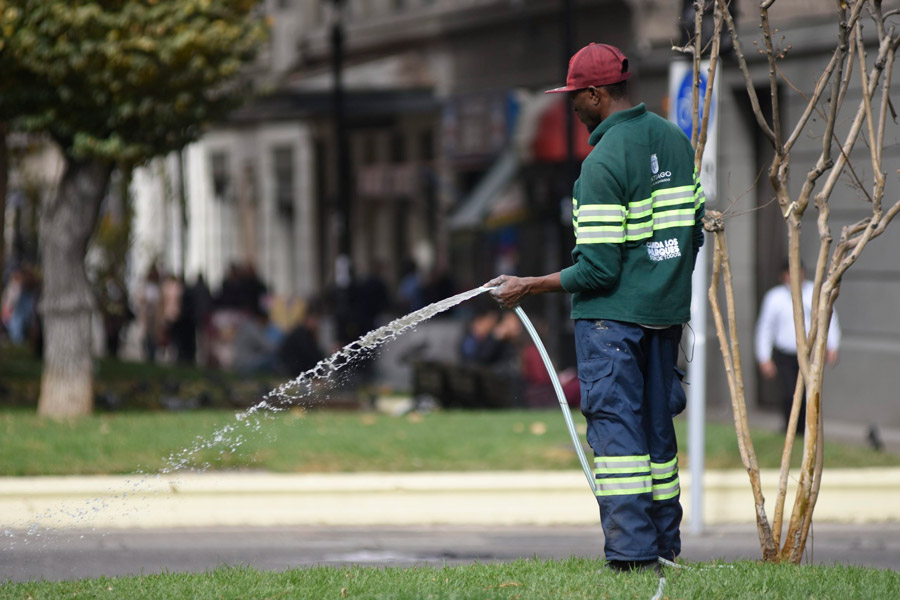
755, 261, 840, 434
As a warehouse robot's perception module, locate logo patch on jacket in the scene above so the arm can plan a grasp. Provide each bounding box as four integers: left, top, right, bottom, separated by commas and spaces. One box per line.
650, 154, 672, 186
646, 238, 681, 262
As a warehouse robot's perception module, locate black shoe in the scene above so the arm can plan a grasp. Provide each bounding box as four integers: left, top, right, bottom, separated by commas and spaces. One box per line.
606, 559, 663, 577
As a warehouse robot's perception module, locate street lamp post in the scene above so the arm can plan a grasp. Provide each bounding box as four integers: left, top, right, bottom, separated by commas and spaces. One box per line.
329, 0, 351, 273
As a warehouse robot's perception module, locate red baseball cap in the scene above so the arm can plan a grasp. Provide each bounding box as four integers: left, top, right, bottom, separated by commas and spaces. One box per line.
545, 43, 631, 94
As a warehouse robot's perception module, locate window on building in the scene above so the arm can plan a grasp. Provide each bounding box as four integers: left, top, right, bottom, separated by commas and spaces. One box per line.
349, 0, 372, 19
311, 1, 325, 25
273, 145, 295, 214
210, 151, 231, 200
390, 132, 406, 163
419, 129, 434, 161
363, 133, 378, 165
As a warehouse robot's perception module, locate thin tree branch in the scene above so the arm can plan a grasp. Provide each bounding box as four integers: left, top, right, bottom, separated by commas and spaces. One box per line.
691, 1, 704, 150
695, 3, 723, 169
819, 31, 896, 202
871, 0, 887, 40
761, 2, 784, 151
717, 0, 776, 143
784, 0, 866, 152
783, 51, 841, 153
876, 28, 897, 170
856, 22, 882, 193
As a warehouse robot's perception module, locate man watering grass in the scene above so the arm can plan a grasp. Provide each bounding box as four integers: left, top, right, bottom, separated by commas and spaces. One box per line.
487, 43, 705, 574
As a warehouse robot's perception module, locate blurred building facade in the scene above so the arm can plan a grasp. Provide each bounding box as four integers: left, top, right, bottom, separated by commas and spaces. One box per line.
124, 0, 900, 427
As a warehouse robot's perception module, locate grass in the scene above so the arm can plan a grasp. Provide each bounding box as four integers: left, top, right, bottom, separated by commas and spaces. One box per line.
1, 407, 898, 477
1, 559, 898, 599
2, 343, 898, 476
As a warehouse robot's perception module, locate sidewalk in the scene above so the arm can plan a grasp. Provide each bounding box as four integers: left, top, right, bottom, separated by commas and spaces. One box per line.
4, 468, 900, 530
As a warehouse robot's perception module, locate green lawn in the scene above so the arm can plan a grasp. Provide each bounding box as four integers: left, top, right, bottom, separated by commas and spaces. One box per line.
2, 344, 898, 476
1, 560, 898, 599
1, 407, 897, 476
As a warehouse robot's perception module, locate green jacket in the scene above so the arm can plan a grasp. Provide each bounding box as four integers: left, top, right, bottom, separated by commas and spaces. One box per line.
559, 103, 705, 325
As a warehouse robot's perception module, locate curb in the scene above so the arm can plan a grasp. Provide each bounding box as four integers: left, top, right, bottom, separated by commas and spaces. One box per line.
3, 468, 899, 530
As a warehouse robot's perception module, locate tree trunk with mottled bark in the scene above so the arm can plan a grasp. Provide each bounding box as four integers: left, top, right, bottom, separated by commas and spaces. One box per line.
37, 156, 112, 417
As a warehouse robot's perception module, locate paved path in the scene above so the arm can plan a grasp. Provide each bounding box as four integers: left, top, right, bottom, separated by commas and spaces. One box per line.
3, 523, 899, 583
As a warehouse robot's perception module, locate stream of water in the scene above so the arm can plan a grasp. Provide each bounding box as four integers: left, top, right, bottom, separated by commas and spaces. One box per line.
159, 285, 490, 473
2, 286, 492, 548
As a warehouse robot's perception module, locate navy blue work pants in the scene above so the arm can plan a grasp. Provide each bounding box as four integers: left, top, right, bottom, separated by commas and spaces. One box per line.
575, 319, 683, 562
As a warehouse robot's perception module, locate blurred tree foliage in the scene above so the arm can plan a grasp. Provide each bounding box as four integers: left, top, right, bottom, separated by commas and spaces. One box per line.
0, 0, 268, 416
0, 0, 267, 161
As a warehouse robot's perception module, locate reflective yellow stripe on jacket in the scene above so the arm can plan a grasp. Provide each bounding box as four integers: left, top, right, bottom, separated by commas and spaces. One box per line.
573, 169, 704, 245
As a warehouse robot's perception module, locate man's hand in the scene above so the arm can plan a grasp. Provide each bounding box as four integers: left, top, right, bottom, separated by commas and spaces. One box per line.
484, 275, 530, 309
483, 272, 564, 309
759, 360, 777, 379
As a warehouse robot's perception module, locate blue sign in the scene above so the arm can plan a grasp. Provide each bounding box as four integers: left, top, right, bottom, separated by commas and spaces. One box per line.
675, 69, 713, 140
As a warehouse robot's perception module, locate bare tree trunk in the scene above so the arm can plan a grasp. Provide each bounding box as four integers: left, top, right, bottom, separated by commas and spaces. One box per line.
702, 0, 900, 564
705, 213, 778, 561
37, 156, 112, 417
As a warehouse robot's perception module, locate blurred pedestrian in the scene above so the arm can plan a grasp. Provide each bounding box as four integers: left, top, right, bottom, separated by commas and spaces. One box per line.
171, 276, 197, 365
1, 267, 24, 341
755, 260, 841, 435
232, 305, 278, 375
268, 294, 305, 337
161, 274, 184, 361
397, 259, 424, 313
357, 263, 391, 327
237, 263, 267, 314
277, 298, 325, 377
99, 275, 133, 359
0, 268, 22, 332
459, 306, 500, 364
475, 310, 522, 373
189, 274, 213, 364
423, 266, 456, 309
1, 265, 40, 346
137, 265, 163, 362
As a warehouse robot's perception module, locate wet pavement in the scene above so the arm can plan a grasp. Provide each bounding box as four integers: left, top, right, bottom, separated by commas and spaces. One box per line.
3, 522, 899, 583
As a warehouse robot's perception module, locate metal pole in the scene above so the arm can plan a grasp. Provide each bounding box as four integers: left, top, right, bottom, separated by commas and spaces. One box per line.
331, 0, 351, 263
688, 241, 708, 534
